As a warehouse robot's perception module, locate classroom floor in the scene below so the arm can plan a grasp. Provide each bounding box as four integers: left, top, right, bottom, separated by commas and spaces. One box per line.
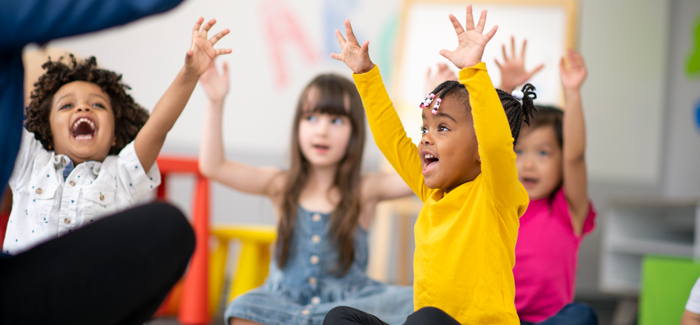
148, 297, 624, 325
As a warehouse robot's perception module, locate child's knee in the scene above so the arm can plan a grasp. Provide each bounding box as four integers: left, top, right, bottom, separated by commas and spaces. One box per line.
564, 303, 599, 325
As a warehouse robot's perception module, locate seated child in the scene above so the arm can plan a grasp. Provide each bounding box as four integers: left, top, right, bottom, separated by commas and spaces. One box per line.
3, 17, 231, 254
510, 48, 598, 325
326, 5, 534, 324
198, 59, 415, 324
427, 39, 599, 324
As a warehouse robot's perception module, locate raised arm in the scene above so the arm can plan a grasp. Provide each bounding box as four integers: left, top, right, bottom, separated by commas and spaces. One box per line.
560, 49, 589, 235
331, 20, 429, 200
198, 60, 284, 197
133, 17, 231, 173
495, 37, 544, 94
440, 6, 524, 205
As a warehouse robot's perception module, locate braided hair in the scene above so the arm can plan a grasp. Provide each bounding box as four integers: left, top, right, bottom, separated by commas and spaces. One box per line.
496, 83, 537, 145
423, 81, 537, 145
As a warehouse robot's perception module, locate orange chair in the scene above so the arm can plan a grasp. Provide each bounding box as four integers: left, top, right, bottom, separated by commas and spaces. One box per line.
153, 156, 211, 325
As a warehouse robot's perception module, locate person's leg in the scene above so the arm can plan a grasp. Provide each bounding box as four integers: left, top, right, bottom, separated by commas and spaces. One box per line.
323, 306, 390, 325
0, 202, 195, 325
403, 307, 460, 325
535, 303, 599, 325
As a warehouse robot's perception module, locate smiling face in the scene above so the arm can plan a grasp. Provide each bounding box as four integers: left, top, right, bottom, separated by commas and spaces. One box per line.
297, 87, 353, 168
49, 81, 116, 164
419, 94, 481, 192
514, 125, 563, 200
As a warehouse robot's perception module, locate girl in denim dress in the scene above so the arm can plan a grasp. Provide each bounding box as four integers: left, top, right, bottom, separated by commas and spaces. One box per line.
198, 61, 415, 325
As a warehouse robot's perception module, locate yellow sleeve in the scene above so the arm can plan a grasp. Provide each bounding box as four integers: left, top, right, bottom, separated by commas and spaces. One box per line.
459, 62, 526, 206
353, 65, 430, 201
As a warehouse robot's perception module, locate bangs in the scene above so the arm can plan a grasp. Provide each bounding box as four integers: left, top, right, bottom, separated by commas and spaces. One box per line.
303, 79, 351, 117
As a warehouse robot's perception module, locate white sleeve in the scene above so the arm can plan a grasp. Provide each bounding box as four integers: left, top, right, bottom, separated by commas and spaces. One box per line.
9, 128, 43, 189
114, 141, 161, 202
686, 276, 700, 314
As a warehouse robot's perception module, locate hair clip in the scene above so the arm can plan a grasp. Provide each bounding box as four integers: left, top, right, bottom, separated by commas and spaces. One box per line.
419, 93, 436, 108
511, 90, 524, 100
432, 98, 442, 115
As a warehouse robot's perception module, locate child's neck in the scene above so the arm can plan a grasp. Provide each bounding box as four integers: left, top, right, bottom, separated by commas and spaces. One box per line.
306, 164, 337, 192
298, 164, 339, 213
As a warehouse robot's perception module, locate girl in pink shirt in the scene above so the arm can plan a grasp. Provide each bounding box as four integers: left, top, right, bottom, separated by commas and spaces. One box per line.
498, 42, 598, 324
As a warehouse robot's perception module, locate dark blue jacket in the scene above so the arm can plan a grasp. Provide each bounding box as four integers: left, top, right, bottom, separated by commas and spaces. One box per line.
0, 0, 183, 193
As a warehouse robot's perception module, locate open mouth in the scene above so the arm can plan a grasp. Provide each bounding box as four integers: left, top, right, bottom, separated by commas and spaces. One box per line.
313, 144, 330, 152
521, 177, 538, 188
71, 117, 97, 140
423, 153, 439, 174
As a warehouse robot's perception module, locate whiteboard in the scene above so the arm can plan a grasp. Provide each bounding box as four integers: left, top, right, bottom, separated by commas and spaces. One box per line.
393, 0, 577, 143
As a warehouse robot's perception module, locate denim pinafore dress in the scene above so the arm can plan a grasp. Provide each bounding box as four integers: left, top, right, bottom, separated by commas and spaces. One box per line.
224, 207, 414, 325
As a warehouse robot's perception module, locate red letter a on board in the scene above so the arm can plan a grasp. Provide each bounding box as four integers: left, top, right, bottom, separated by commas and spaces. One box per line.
261, 0, 318, 87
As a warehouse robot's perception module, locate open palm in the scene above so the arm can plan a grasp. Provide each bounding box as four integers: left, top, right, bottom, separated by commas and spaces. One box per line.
560, 49, 587, 91
200, 61, 229, 103
330, 19, 374, 74
496, 37, 544, 92
439, 5, 498, 69
185, 18, 232, 77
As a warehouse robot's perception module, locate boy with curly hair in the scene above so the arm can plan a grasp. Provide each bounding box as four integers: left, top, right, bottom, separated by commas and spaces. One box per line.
3, 17, 232, 255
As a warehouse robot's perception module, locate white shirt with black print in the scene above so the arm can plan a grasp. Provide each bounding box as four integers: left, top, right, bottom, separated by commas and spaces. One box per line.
3, 128, 161, 255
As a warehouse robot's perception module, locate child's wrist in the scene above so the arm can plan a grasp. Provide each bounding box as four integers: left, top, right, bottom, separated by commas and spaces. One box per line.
354, 63, 375, 75
563, 87, 581, 99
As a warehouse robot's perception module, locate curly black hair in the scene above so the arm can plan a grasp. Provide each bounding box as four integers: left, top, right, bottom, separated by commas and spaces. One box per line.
25, 54, 149, 155
424, 81, 537, 145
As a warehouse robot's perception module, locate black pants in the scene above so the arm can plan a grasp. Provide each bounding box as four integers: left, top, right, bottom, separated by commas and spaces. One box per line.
323, 306, 461, 325
0, 202, 195, 325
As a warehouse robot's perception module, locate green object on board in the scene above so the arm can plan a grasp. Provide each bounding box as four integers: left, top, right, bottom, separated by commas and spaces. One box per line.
688, 13, 700, 75
639, 256, 700, 325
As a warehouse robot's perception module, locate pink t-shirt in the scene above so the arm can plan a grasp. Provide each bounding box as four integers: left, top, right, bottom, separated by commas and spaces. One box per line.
514, 187, 596, 323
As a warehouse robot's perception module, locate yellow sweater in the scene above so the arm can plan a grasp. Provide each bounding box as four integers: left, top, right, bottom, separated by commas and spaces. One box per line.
353, 63, 528, 324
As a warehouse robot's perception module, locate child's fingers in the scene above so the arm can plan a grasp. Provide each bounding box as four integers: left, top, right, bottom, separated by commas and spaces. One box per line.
192, 17, 204, 39
449, 14, 465, 36
209, 29, 230, 45
494, 59, 502, 69
439, 49, 453, 61
198, 18, 216, 40
510, 36, 516, 59
484, 25, 498, 42
475, 10, 487, 33
335, 30, 347, 47
360, 40, 370, 54
526, 64, 545, 79
560, 56, 567, 72
345, 20, 359, 45
465, 5, 474, 30
214, 48, 232, 56
222, 61, 229, 76
520, 39, 528, 60
425, 67, 432, 81
330, 52, 342, 61
502, 44, 508, 61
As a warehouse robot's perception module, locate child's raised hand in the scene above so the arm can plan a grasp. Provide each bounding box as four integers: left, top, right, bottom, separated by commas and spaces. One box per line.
330, 20, 374, 74
495, 37, 544, 93
439, 5, 498, 70
185, 17, 232, 77
559, 49, 587, 92
424, 63, 458, 94
200, 60, 229, 104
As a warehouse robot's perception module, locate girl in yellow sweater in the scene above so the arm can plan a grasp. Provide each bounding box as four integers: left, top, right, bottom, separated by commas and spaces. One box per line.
324, 5, 535, 325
